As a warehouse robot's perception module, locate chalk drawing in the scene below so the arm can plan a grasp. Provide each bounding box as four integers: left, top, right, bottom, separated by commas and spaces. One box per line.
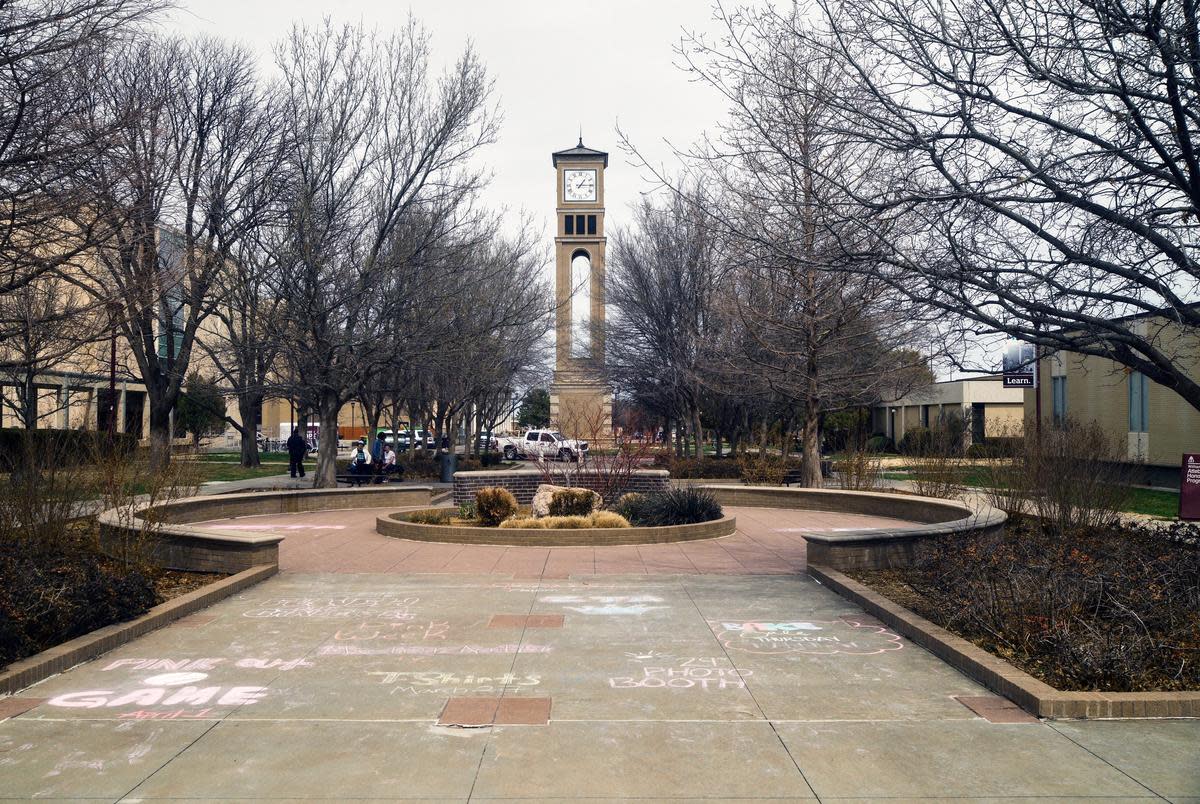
243, 595, 420, 620
101, 657, 314, 672
142, 672, 209, 686
367, 670, 541, 696
609, 657, 752, 690
713, 618, 904, 655
117, 709, 216, 720
539, 595, 666, 616
46, 686, 267, 709
318, 643, 553, 657
624, 650, 671, 662
332, 621, 449, 642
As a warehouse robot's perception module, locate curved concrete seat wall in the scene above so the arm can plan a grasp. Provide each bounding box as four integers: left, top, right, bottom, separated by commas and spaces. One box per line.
97, 486, 434, 573
699, 484, 1007, 571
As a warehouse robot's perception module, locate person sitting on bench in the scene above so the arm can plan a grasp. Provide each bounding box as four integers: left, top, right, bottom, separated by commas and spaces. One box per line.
380, 443, 400, 482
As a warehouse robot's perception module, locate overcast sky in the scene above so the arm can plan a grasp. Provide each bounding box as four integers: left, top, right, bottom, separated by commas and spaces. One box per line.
167, 0, 725, 240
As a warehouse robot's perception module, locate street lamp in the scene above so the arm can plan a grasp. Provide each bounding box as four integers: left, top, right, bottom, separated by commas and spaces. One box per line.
106, 300, 122, 439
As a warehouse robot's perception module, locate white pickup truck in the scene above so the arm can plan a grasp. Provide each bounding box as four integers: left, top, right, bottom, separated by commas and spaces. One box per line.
496, 429, 589, 462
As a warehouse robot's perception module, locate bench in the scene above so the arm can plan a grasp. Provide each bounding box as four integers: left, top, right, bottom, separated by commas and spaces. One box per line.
337, 470, 404, 487
782, 460, 833, 486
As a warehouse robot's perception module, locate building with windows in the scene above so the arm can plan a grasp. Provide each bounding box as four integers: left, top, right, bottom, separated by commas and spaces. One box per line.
870, 375, 1025, 446
1024, 324, 1200, 473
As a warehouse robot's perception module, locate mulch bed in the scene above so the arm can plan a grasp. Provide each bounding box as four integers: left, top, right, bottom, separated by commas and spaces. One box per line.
847, 517, 1200, 693
1, 537, 228, 672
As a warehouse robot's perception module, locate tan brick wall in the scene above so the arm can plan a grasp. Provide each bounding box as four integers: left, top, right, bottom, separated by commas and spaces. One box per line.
1025, 323, 1200, 467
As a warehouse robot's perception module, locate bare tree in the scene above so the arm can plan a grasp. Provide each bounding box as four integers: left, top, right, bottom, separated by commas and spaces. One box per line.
0, 0, 163, 309
607, 187, 724, 458
621, 4, 935, 485
269, 18, 499, 487
79, 35, 276, 468
0, 276, 105, 427
806, 0, 1200, 407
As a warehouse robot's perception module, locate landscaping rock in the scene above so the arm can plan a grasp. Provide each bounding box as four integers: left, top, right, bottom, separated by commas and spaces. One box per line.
531, 484, 601, 517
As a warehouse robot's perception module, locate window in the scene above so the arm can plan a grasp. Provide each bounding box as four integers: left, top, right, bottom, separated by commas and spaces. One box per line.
587, 215, 597, 235
576, 214, 585, 234
1051, 376, 1066, 425
540, 433, 554, 443
526, 432, 539, 442
564, 215, 574, 235
570, 249, 591, 358
1128, 372, 1149, 432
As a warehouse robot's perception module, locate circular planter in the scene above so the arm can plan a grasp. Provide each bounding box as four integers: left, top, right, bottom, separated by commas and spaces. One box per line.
376, 508, 737, 546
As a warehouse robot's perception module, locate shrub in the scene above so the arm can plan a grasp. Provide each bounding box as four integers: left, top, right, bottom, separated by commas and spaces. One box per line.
474, 487, 518, 526
653, 455, 740, 479
898, 426, 931, 455
499, 516, 545, 529
612, 492, 650, 524
540, 515, 591, 529
0, 540, 157, 670
966, 437, 1020, 459
736, 453, 787, 485
548, 488, 597, 517
407, 509, 451, 525
865, 434, 894, 453
979, 418, 1132, 534
832, 449, 882, 491
887, 516, 1200, 691
590, 511, 631, 528
0, 428, 138, 472
617, 487, 723, 526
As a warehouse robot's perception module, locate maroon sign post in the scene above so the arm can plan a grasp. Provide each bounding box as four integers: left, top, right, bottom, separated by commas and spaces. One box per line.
1181, 454, 1200, 520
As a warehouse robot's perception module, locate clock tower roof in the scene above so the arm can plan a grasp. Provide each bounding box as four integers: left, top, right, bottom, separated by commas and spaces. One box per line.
552, 138, 608, 167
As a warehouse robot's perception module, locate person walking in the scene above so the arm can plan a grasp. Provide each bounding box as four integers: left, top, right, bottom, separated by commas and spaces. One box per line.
370, 431, 387, 484
286, 428, 309, 479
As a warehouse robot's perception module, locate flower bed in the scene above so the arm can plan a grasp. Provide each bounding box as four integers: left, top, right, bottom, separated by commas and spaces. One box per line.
376, 507, 737, 546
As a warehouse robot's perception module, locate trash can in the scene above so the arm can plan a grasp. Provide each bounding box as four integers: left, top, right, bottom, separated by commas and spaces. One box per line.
439, 452, 458, 483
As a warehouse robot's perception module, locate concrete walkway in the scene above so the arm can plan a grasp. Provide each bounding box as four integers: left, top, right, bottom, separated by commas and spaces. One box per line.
1, 506, 1196, 800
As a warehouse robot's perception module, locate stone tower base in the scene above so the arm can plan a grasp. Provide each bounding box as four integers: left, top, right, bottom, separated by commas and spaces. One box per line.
549, 380, 613, 443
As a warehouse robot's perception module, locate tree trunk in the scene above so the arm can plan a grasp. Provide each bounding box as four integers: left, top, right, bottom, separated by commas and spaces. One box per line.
313, 392, 341, 488
21, 370, 37, 430
798, 396, 822, 488
691, 408, 704, 459
148, 401, 172, 472
237, 393, 261, 467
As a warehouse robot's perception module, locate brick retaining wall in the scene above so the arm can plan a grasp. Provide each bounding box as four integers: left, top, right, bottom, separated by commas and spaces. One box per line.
453, 468, 670, 506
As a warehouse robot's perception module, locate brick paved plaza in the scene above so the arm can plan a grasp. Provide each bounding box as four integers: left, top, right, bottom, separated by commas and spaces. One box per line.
1, 507, 1196, 800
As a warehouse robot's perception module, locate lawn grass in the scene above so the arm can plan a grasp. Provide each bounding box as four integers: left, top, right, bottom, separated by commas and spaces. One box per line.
193, 462, 289, 483
1122, 487, 1181, 518
882, 465, 1180, 518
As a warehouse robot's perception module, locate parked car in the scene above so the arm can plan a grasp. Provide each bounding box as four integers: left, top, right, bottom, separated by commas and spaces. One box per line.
495, 429, 588, 462
377, 429, 434, 451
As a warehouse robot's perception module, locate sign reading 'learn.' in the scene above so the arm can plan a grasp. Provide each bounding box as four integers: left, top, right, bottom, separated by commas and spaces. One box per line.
1181, 454, 1200, 521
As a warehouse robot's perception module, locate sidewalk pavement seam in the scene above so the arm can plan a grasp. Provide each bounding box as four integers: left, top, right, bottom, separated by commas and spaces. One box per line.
1045, 721, 1171, 801
114, 719, 220, 803
677, 578, 822, 802
465, 553, 548, 803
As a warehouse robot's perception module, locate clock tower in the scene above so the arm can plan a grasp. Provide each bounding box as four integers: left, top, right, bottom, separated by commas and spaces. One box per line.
550, 138, 612, 440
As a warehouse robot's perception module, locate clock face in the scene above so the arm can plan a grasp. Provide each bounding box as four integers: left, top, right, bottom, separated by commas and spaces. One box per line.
563, 169, 597, 202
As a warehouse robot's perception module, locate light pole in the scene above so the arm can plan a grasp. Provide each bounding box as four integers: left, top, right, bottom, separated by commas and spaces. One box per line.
106, 300, 121, 438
